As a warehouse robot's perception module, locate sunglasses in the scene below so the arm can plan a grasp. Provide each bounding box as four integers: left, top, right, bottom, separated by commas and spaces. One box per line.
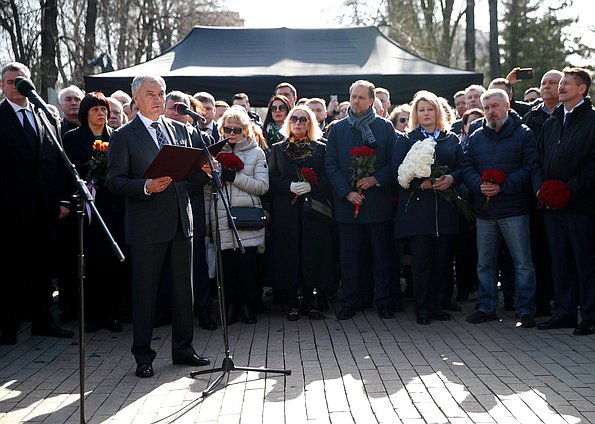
223, 126, 243, 134
270, 105, 289, 112
398, 117, 409, 123
289, 115, 309, 124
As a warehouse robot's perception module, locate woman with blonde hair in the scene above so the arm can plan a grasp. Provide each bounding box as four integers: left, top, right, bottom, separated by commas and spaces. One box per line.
268, 106, 335, 320
392, 90, 463, 325
210, 106, 269, 324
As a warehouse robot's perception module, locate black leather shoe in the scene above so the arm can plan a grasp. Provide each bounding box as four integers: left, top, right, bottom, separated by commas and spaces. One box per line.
378, 305, 393, 319
444, 301, 462, 312
135, 363, 154, 378
173, 353, 210, 366
432, 311, 452, 321
519, 315, 536, 328
573, 320, 595, 336
287, 308, 300, 321
0, 333, 17, 345
337, 306, 356, 320
466, 311, 499, 324
416, 315, 431, 325
198, 314, 217, 331
537, 316, 578, 330
31, 322, 74, 338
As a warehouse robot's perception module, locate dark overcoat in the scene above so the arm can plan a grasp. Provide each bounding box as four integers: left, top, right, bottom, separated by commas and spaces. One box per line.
267, 138, 335, 290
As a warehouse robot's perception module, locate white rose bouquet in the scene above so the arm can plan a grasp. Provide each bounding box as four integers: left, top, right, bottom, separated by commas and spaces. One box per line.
397, 138, 436, 189
397, 137, 474, 222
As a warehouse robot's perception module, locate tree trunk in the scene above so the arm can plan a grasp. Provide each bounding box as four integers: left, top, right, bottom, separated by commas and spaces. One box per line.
40, 0, 59, 100
465, 0, 476, 71
83, 0, 98, 77
488, 0, 500, 79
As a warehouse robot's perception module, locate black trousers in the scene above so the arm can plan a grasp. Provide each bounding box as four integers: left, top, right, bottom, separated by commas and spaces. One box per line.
408, 234, 455, 317
222, 247, 259, 309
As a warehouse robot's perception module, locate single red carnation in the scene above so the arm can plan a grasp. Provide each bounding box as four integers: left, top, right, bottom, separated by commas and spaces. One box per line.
538, 179, 571, 209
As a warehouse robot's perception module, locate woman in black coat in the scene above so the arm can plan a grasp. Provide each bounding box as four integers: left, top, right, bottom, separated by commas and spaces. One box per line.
392, 91, 463, 325
268, 106, 335, 320
63, 92, 130, 332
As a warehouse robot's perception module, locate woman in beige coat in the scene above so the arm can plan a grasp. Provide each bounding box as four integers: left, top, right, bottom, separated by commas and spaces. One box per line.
209, 106, 269, 324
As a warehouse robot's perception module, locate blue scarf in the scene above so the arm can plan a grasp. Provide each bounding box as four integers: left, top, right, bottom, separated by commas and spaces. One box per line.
347, 106, 377, 147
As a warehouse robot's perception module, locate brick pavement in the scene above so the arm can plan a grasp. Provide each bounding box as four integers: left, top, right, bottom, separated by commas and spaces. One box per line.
1, 296, 594, 424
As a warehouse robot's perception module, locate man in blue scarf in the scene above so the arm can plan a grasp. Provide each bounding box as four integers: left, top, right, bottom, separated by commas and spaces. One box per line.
325, 80, 397, 320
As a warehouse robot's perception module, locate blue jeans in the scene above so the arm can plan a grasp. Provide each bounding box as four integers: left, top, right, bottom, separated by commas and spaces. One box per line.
476, 215, 536, 316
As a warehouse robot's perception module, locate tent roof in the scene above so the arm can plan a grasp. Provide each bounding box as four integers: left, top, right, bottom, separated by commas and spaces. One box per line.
85, 26, 483, 105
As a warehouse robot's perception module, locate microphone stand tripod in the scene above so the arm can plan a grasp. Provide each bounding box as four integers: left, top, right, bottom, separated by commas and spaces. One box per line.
35, 110, 125, 424
189, 129, 291, 397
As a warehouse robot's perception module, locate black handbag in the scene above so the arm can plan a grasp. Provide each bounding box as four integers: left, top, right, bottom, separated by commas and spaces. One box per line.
228, 206, 268, 229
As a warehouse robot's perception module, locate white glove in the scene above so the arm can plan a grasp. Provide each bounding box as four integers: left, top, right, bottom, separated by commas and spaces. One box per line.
290, 182, 302, 195
290, 182, 310, 195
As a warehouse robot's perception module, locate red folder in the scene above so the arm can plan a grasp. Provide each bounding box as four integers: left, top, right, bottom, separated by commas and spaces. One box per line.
143, 139, 227, 181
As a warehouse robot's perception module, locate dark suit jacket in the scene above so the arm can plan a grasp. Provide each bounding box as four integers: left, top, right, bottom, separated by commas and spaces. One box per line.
0, 100, 66, 225
107, 115, 205, 245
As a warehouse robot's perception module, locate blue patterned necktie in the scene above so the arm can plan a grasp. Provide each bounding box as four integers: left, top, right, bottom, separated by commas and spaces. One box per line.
150, 121, 168, 149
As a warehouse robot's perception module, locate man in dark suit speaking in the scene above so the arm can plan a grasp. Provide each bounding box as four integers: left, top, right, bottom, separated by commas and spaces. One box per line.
107, 75, 210, 378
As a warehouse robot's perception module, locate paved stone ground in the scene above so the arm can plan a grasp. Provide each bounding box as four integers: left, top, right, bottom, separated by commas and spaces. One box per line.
1, 294, 594, 424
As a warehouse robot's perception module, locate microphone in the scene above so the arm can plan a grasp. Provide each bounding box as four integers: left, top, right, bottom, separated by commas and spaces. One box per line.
14, 76, 53, 115
173, 102, 206, 124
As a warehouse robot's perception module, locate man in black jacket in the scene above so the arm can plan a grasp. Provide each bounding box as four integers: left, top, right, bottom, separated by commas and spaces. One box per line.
0, 62, 74, 345
533, 67, 595, 336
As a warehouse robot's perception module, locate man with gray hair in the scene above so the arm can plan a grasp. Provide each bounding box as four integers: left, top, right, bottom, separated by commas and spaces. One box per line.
107, 75, 211, 377
58, 84, 84, 136
462, 88, 537, 327
374, 87, 391, 117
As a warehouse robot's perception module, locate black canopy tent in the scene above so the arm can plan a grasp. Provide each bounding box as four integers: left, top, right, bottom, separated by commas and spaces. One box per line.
84, 26, 483, 106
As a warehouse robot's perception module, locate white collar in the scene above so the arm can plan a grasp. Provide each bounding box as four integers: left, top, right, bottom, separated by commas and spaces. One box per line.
6, 98, 32, 114
137, 112, 164, 129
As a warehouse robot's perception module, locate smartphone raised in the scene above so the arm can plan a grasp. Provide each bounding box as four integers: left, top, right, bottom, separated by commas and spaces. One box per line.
516, 68, 533, 80
330, 94, 338, 103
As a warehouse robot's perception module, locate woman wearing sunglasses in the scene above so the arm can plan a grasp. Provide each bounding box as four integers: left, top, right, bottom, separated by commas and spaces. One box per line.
262, 94, 292, 147
211, 106, 269, 325
267, 106, 336, 321
388, 103, 412, 133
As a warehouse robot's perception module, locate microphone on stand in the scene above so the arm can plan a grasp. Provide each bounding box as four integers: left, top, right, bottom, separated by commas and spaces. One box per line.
173, 102, 207, 125
15, 76, 54, 115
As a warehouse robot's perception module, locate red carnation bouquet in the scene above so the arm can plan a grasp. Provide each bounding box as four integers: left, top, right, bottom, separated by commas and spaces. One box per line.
217, 152, 244, 182
480, 168, 506, 210
349, 145, 376, 218
291, 167, 318, 205
538, 179, 571, 209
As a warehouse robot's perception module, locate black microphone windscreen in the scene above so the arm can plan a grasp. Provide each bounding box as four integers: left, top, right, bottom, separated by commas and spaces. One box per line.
173, 102, 189, 115
15, 76, 36, 96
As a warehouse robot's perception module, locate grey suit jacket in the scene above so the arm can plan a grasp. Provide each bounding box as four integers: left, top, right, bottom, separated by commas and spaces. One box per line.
107, 115, 200, 245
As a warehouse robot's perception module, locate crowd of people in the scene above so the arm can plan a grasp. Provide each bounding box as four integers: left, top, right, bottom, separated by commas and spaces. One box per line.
1, 60, 594, 379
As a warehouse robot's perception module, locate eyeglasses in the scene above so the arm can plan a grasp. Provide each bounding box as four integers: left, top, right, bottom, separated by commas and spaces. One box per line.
223, 126, 243, 134
398, 117, 409, 123
289, 115, 309, 124
270, 105, 289, 112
